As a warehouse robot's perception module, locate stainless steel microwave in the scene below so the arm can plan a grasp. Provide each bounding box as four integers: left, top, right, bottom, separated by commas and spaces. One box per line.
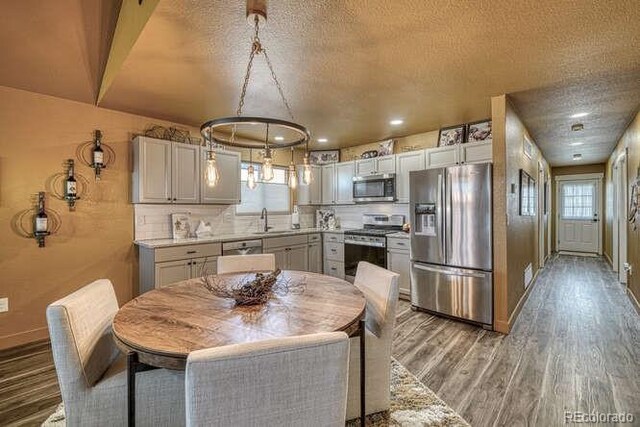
352, 174, 396, 203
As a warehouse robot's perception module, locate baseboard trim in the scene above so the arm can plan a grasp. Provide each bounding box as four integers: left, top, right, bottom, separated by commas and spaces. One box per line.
0, 327, 49, 351
506, 268, 541, 333
627, 288, 640, 315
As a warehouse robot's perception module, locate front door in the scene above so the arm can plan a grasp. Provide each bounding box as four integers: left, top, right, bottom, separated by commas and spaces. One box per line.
557, 179, 600, 253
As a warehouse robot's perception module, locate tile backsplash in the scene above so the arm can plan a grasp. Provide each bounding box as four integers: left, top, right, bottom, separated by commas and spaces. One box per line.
133, 203, 410, 240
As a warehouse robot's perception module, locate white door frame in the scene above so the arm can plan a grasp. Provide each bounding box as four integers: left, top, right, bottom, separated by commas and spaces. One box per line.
538, 161, 546, 267
614, 152, 628, 282
555, 173, 604, 255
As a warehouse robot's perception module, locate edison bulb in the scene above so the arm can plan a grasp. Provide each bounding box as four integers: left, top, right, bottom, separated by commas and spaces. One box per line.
262, 156, 274, 181
288, 165, 298, 189
302, 156, 312, 185
205, 151, 220, 187
246, 164, 257, 190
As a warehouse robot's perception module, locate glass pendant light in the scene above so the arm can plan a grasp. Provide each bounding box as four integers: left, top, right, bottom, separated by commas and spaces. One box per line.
302, 140, 312, 185
246, 149, 257, 190
205, 143, 220, 187
261, 124, 274, 182
288, 147, 298, 189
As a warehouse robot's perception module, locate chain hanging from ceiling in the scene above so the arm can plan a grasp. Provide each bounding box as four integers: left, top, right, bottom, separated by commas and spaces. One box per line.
201, 0, 312, 187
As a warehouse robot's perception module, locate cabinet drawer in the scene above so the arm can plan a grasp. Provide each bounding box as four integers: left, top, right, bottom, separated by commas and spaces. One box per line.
155, 243, 221, 262
308, 233, 322, 243
387, 237, 410, 251
324, 241, 344, 261
264, 234, 308, 250
324, 260, 345, 279
323, 232, 344, 243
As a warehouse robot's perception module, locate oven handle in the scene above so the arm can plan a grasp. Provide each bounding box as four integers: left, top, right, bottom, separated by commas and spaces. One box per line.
344, 241, 386, 248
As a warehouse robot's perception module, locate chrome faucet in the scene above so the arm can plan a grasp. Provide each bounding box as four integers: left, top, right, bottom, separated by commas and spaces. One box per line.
260, 208, 272, 233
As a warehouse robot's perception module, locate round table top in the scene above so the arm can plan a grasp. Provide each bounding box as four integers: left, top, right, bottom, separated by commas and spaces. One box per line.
112, 271, 366, 369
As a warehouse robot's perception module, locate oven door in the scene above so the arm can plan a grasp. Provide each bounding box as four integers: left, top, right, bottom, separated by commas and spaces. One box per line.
344, 242, 387, 282
353, 175, 396, 203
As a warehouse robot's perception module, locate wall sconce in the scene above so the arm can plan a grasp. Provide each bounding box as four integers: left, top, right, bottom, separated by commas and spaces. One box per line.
76, 129, 115, 181
11, 192, 61, 248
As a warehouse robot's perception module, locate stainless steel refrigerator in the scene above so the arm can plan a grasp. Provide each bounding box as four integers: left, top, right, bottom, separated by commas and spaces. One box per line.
409, 163, 493, 327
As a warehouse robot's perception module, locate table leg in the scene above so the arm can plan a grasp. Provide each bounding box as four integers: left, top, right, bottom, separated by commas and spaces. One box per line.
127, 352, 137, 427
360, 319, 366, 427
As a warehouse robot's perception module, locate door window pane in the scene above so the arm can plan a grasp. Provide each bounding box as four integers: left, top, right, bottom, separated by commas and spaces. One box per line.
561, 183, 595, 219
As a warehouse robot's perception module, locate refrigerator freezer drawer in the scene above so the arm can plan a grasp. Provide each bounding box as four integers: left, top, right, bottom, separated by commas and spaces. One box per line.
410, 262, 493, 325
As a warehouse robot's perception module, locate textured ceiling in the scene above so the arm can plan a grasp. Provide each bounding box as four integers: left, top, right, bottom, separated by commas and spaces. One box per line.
510, 70, 640, 166
0, 0, 639, 159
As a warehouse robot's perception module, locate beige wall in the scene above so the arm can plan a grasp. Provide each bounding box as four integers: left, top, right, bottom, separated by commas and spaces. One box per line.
550, 164, 606, 253
0, 85, 201, 349
340, 130, 439, 160
492, 95, 550, 333
605, 109, 640, 306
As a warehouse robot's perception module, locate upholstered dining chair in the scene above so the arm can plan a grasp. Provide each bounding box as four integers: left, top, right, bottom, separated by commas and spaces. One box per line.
46, 279, 185, 426
345, 261, 400, 421
185, 332, 350, 427
216, 253, 276, 274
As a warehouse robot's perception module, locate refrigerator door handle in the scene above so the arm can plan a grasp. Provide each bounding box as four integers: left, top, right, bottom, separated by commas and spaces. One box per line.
412, 263, 487, 279
437, 173, 445, 260
445, 169, 452, 263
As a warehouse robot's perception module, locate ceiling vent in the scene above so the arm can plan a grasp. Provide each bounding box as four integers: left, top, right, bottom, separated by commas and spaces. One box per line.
571, 123, 584, 132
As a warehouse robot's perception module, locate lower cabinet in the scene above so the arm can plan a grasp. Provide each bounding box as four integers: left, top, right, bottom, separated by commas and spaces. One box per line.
139, 242, 222, 293
264, 234, 310, 271
308, 242, 322, 273
323, 232, 345, 279
155, 257, 217, 288
387, 237, 411, 299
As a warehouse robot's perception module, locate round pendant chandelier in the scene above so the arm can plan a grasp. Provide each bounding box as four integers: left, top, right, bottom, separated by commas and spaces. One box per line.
201, 0, 312, 189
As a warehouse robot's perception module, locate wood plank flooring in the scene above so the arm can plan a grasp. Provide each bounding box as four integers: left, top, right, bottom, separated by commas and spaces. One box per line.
1, 254, 639, 426
393, 254, 640, 426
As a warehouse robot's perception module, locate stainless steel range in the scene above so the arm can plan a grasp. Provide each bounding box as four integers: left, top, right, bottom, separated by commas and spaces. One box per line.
344, 214, 405, 282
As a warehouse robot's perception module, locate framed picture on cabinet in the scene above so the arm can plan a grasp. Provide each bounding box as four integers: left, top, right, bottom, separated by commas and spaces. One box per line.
466, 119, 492, 144
309, 150, 340, 165
438, 124, 466, 147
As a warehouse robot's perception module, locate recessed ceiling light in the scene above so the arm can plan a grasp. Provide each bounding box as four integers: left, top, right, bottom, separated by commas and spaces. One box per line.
390, 119, 404, 126
570, 142, 584, 146
573, 153, 583, 160
570, 112, 589, 118
274, 136, 284, 141
317, 138, 328, 143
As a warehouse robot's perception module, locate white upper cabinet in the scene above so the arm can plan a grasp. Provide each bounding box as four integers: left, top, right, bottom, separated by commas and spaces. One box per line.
355, 156, 396, 176
395, 150, 426, 203
426, 145, 459, 169
335, 161, 355, 204
425, 142, 492, 169
132, 137, 172, 203
321, 164, 336, 205
355, 158, 376, 176
460, 141, 492, 164
297, 165, 322, 205
172, 143, 200, 203
201, 148, 241, 204
377, 156, 396, 174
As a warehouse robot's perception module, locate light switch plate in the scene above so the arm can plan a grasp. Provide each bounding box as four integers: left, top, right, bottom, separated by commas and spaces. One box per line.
0, 298, 8, 313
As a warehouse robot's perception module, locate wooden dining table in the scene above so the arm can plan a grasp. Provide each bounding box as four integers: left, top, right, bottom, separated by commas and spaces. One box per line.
112, 270, 368, 426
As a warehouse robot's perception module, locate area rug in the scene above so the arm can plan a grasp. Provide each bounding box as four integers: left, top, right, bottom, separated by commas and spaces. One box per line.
43, 358, 469, 426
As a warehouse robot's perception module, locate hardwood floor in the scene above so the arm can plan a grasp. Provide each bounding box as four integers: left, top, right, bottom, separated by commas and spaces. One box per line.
0, 341, 60, 426
1, 254, 639, 426
393, 254, 640, 426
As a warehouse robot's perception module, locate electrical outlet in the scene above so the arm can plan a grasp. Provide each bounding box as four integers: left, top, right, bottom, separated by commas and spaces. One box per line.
0, 298, 8, 313
223, 212, 232, 223
136, 215, 146, 226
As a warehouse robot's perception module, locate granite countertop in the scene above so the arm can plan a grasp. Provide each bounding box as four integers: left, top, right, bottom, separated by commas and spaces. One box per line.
135, 227, 348, 249
387, 231, 411, 239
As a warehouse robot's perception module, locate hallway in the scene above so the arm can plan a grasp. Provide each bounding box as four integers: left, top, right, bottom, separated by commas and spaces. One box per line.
393, 254, 640, 426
